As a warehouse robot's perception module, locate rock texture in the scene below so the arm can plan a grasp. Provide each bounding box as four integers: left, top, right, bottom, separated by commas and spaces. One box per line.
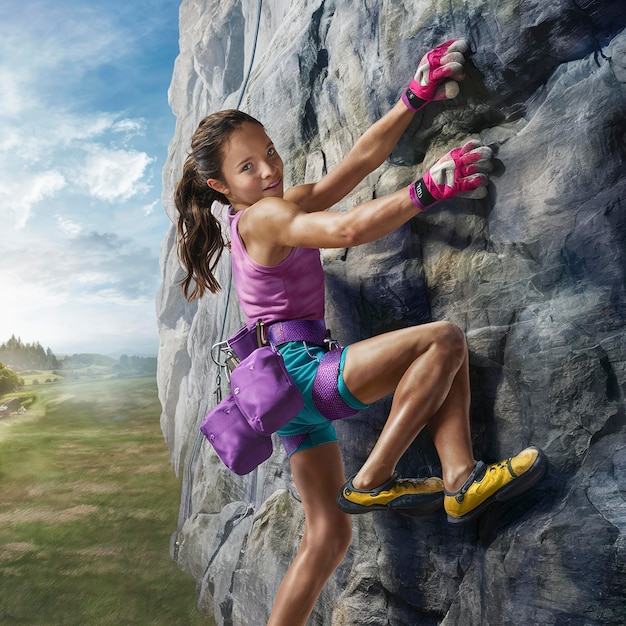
157, 1, 626, 624
0, 397, 24, 419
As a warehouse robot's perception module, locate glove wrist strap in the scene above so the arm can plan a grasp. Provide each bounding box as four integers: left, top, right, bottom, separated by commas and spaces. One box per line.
408, 178, 437, 210
402, 79, 428, 112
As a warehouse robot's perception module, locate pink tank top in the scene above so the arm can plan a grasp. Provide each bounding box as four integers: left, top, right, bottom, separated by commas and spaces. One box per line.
228, 208, 325, 325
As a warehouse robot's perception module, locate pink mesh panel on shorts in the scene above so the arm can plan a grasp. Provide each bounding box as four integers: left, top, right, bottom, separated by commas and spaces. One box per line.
311, 348, 359, 421
280, 433, 309, 457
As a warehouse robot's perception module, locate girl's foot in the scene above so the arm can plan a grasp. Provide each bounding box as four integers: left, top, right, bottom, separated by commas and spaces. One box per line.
444, 447, 548, 524
337, 472, 444, 515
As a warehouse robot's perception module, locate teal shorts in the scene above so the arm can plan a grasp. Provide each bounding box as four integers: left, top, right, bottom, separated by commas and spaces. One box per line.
276, 341, 369, 457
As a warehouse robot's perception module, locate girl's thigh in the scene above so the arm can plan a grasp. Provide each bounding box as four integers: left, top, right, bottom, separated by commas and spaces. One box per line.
289, 442, 347, 524
341, 321, 458, 405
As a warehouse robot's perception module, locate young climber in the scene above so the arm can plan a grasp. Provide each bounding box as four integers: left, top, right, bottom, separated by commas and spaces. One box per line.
174, 39, 547, 626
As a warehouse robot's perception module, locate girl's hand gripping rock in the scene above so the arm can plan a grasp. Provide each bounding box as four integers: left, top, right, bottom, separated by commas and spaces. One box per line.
402, 38, 468, 112
408, 141, 493, 210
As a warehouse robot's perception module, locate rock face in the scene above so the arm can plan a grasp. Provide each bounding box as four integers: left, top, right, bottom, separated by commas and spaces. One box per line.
157, 1, 626, 624
0, 397, 24, 419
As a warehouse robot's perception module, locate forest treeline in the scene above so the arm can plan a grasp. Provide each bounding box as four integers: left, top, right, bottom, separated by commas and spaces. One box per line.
0, 336, 158, 395
0, 336, 59, 371
0, 336, 156, 374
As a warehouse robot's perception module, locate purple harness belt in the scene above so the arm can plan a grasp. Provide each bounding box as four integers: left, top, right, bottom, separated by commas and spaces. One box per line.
266, 319, 328, 347
265, 319, 358, 423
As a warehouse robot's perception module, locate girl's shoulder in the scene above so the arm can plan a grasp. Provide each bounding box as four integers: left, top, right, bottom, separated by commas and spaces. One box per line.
237, 198, 302, 264
240, 197, 301, 229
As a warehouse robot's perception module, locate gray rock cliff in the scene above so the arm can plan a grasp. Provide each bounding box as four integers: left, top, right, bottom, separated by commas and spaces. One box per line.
157, 1, 626, 624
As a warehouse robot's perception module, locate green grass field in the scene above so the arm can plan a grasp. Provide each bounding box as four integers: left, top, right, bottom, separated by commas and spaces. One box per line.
0, 377, 214, 625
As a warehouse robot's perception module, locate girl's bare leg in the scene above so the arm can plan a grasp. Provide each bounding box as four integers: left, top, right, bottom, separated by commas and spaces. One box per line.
341, 321, 476, 492
425, 339, 475, 491
267, 443, 352, 626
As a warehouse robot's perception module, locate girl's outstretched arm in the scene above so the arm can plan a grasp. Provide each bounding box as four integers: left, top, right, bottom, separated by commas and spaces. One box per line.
244, 140, 492, 261
286, 39, 468, 213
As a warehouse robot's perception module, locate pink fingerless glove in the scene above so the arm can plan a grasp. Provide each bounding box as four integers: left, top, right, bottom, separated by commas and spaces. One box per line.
402, 38, 468, 112
408, 141, 493, 210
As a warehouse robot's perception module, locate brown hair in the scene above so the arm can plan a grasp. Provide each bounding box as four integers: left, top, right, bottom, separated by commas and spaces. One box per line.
174, 109, 264, 300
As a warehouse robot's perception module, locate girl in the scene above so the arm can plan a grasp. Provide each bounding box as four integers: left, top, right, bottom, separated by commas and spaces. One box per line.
175, 39, 546, 626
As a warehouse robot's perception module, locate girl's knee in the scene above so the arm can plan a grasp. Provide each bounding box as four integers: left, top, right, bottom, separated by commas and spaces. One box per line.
436, 320, 466, 345
326, 515, 352, 560
307, 515, 352, 567
432, 321, 467, 363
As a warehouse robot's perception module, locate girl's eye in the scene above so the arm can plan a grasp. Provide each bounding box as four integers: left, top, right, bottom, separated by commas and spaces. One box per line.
267, 148, 275, 157
242, 163, 252, 172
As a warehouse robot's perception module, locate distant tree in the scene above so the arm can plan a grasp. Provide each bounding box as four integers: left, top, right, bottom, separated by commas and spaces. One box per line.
46, 348, 59, 369
0, 362, 24, 394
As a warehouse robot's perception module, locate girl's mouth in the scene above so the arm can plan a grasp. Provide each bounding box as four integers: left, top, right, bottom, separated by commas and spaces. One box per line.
264, 178, 282, 190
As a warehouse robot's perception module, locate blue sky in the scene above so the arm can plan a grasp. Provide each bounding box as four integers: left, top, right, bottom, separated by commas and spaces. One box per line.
0, 0, 180, 356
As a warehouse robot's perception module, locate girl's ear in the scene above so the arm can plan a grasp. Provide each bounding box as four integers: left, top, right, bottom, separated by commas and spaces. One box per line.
207, 178, 229, 195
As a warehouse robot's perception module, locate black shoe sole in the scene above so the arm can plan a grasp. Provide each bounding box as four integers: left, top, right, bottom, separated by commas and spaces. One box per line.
337, 491, 444, 515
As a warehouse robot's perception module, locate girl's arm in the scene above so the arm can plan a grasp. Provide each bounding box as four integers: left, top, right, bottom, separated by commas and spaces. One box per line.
284, 101, 416, 212
285, 39, 468, 213
242, 141, 492, 261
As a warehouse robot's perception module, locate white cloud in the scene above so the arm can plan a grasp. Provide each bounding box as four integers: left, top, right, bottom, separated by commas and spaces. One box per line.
55, 214, 83, 237
0, 170, 66, 230
0, 230, 160, 311
0, 112, 141, 162
141, 200, 159, 216
49, 112, 120, 146
74, 272, 118, 286
80, 147, 155, 202
112, 118, 147, 139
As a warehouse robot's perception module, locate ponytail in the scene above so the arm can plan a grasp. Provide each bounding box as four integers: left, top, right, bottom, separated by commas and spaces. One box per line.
175, 156, 226, 299
174, 110, 264, 300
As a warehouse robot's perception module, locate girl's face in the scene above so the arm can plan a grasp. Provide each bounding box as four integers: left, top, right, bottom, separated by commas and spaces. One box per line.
209, 122, 284, 209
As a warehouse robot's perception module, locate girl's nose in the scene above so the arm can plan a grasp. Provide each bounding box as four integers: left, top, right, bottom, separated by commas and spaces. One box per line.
261, 160, 277, 178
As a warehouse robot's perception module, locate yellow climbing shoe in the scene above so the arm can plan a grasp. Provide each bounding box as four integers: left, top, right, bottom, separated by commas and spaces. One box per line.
337, 472, 444, 515
444, 447, 547, 524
